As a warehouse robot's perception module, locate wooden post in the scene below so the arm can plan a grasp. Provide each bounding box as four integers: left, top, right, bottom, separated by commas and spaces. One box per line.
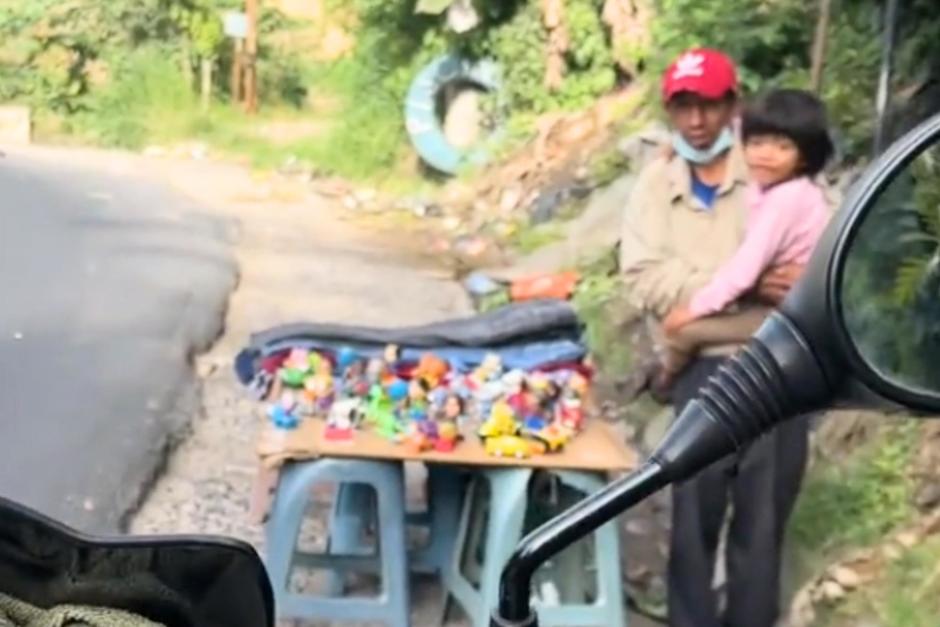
809, 0, 832, 93
243, 0, 259, 113
230, 38, 244, 104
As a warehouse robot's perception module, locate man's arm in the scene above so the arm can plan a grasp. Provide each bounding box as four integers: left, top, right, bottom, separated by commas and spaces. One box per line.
620, 165, 707, 318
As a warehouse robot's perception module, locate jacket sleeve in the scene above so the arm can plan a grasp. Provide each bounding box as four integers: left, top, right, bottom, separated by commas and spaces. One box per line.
619, 164, 708, 318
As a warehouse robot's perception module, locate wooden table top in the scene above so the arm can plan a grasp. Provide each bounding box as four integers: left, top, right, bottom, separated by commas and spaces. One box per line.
257, 417, 639, 473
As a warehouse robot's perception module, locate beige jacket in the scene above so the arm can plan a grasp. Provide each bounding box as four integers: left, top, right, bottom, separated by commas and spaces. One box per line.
620, 144, 764, 354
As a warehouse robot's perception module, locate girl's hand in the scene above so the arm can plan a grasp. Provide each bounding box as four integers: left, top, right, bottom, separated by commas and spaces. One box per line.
663, 305, 697, 335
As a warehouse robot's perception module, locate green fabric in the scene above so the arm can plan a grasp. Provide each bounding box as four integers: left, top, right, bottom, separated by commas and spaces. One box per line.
0, 593, 164, 627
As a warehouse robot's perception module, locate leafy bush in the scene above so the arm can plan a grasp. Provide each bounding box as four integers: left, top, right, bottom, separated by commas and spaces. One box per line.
74, 46, 197, 148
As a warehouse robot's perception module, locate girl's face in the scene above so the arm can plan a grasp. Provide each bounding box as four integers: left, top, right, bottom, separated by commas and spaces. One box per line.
744, 134, 802, 187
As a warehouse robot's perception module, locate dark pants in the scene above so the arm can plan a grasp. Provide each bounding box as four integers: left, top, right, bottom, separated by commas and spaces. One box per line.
667, 358, 810, 627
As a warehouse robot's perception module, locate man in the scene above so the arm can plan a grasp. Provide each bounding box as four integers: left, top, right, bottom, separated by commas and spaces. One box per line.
620, 48, 809, 627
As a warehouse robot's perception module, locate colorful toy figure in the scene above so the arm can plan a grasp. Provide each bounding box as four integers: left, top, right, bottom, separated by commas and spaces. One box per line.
503, 370, 535, 416
341, 359, 370, 398
478, 400, 519, 439
382, 344, 404, 385
404, 417, 437, 454
336, 347, 360, 373
526, 424, 568, 452
414, 353, 449, 388
325, 398, 362, 442
406, 379, 430, 421
268, 391, 300, 430
435, 420, 460, 452
280, 348, 313, 388
367, 385, 403, 441
555, 391, 584, 432
469, 353, 503, 390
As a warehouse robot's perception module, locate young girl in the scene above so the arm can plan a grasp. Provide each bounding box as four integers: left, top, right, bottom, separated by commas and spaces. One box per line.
656, 88, 835, 389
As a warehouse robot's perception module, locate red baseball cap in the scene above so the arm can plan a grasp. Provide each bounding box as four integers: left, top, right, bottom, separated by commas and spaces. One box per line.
662, 48, 738, 102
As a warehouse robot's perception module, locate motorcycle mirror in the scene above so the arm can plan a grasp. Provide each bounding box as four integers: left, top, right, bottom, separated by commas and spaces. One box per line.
492, 111, 940, 627
0, 497, 274, 627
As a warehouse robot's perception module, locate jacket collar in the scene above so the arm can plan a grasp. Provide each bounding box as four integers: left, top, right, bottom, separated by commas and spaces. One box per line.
667, 141, 749, 205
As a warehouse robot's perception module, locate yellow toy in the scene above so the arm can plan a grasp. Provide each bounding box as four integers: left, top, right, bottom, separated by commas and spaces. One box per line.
478, 401, 519, 439
485, 436, 547, 459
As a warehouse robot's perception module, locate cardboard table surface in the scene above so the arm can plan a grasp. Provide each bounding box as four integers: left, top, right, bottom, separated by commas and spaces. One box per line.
258, 417, 638, 473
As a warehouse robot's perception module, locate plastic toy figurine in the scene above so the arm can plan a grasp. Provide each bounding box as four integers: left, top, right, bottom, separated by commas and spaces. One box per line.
382, 344, 404, 384
280, 348, 312, 388
325, 398, 362, 442
268, 391, 300, 430
365, 357, 386, 386
336, 347, 360, 373
555, 391, 584, 432
435, 419, 460, 452
468, 353, 503, 391
484, 435, 546, 459
478, 400, 519, 439
503, 370, 536, 416
415, 353, 449, 388
406, 379, 431, 421
367, 385, 403, 441
341, 359, 370, 398
404, 417, 437, 454
525, 424, 568, 452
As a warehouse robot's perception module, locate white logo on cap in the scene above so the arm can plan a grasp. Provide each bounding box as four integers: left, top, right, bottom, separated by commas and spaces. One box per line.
672, 52, 705, 80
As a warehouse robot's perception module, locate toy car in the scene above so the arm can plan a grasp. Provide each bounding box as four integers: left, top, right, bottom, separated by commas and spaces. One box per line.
485, 436, 546, 459
525, 425, 568, 452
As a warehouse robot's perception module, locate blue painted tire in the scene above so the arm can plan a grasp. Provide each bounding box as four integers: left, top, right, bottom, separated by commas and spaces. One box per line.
404, 54, 502, 175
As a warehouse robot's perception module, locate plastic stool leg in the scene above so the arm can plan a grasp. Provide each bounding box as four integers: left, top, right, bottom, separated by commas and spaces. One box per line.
412, 465, 465, 574
375, 461, 410, 627
325, 483, 374, 596
477, 468, 532, 627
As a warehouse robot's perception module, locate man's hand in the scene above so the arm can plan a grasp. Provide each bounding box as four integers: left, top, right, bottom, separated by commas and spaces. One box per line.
756, 264, 805, 305
662, 305, 698, 335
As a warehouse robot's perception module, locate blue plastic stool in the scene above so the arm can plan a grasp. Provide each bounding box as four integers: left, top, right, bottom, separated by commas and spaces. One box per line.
443, 468, 627, 627
326, 465, 466, 580
265, 458, 410, 627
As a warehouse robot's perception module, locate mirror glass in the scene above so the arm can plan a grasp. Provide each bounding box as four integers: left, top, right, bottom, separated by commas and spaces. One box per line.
0, 497, 273, 627
840, 136, 940, 395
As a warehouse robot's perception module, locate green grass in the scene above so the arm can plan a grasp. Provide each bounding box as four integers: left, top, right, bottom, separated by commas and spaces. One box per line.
572, 251, 635, 375
815, 534, 940, 627
789, 421, 918, 558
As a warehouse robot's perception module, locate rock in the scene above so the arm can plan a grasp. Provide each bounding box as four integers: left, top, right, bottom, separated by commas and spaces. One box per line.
342, 194, 359, 210
196, 360, 219, 379
897, 531, 919, 548
442, 216, 462, 231
354, 188, 377, 204
830, 565, 862, 589
626, 564, 650, 584
625, 518, 652, 536
820, 580, 845, 601
882, 544, 903, 560
915, 482, 940, 509
499, 186, 524, 214
574, 165, 590, 181
143, 145, 167, 158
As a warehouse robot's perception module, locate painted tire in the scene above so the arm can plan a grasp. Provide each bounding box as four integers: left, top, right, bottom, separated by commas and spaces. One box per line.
404, 53, 502, 175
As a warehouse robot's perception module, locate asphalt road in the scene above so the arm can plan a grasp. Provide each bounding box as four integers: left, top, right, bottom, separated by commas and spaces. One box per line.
0, 151, 237, 532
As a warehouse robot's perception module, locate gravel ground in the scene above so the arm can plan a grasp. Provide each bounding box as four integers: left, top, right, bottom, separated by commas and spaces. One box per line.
126, 156, 475, 625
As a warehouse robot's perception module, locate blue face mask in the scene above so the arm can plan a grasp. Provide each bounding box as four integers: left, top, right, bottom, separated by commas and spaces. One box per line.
672, 127, 734, 165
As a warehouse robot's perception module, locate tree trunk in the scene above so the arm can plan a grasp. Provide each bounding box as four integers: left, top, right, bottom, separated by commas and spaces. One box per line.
201, 57, 213, 113
809, 0, 832, 93
244, 0, 260, 113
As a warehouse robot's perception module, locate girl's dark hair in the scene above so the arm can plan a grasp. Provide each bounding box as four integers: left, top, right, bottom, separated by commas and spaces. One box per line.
741, 89, 835, 176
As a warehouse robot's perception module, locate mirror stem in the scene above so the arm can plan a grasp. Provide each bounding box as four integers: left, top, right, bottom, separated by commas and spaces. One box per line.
493, 313, 835, 625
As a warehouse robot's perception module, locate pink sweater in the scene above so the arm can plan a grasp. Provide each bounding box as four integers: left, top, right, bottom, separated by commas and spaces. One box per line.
688, 177, 830, 318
